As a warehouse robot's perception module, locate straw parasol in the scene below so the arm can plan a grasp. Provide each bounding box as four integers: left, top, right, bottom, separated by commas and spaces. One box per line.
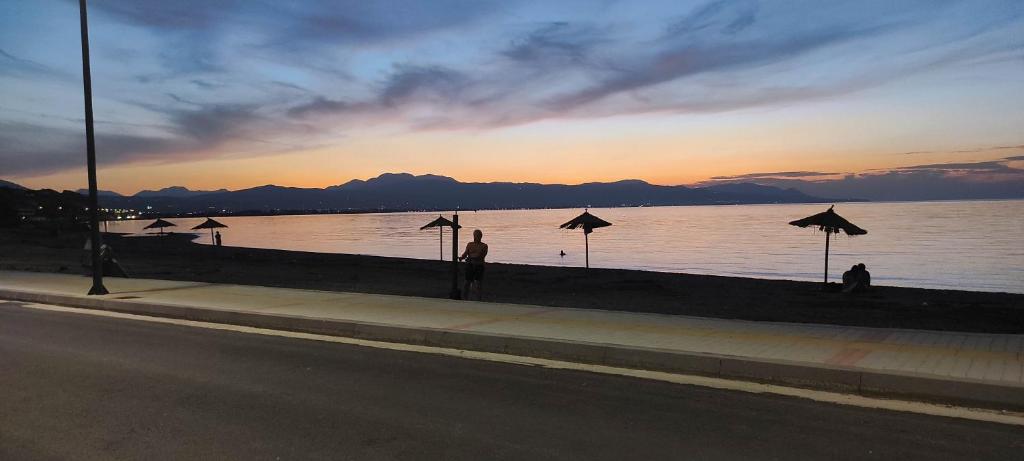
420, 215, 460, 261
143, 218, 176, 236
788, 205, 867, 285
560, 210, 612, 268
192, 218, 228, 245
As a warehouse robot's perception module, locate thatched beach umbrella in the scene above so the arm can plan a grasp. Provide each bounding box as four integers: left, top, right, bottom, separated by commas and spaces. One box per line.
143, 218, 176, 236
192, 218, 228, 245
420, 215, 460, 261
560, 210, 612, 268
788, 205, 867, 285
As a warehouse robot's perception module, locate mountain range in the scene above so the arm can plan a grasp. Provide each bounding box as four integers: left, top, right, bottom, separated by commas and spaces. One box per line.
74, 186, 230, 198
0, 179, 26, 190
60, 173, 837, 214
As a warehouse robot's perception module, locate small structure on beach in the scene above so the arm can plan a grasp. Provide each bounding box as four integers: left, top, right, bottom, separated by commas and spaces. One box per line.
788, 205, 867, 286
192, 218, 228, 245
143, 218, 176, 236
560, 210, 612, 269
420, 215, 460, 261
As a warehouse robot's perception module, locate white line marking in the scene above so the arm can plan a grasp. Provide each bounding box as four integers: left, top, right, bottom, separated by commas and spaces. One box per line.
18, 302, 1024, 427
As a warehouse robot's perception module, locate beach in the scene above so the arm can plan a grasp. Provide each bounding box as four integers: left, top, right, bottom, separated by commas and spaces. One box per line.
2, 229, 1021, 334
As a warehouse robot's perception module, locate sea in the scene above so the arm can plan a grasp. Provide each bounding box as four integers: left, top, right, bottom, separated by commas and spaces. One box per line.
105, 200, 1024, 294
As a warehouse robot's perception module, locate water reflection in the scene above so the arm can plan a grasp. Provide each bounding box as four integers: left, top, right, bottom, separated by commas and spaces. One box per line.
107, 200, 1024, 293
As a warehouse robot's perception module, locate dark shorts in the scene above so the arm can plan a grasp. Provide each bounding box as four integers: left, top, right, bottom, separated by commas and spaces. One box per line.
465, 263, 485, 282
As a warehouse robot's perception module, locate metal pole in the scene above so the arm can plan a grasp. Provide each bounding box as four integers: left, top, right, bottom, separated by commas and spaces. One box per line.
449, 214, 460, 299
80, 0, 107, 295
824, 231, 830, 285
439, 226, 443, 261
585, 231, 589, 269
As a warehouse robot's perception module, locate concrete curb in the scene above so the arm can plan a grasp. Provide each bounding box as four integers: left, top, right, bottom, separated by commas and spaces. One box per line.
3, 287, 1022, 411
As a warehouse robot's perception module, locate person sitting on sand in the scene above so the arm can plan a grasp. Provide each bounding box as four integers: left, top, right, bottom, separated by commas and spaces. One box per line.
459, 229, 488, 301
842, 265, 858, 290
842, 263, 871, 293
856, 263, 871, 289
100, 243, 129, 278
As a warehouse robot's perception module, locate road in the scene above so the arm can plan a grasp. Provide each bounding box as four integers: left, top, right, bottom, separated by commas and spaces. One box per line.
0, 301, 1020, 460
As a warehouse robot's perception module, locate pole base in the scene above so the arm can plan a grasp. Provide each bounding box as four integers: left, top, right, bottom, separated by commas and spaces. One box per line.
88, 284, 109, 295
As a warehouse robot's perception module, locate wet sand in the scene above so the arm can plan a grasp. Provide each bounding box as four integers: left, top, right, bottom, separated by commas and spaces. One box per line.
1, 230, 1021, 333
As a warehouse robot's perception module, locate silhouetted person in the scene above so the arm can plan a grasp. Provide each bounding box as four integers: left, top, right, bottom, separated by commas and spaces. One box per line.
215, 231, 222, 247
459, 229, 488, 301
842, 263, 871, 293
842, 265, 858, 289
100, 243, 129, 278
857, 263, 871, 289
560, 250, 566, 257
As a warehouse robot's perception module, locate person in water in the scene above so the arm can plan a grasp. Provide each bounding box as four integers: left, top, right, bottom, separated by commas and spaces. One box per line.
459, 229, 488, 300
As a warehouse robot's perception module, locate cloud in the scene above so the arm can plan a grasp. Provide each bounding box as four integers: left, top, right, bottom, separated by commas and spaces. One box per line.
267, 1, 499, 48
703, 157, 1024, 200
78, 0, 237, 30
287, 97, 351, 118
893, 160, 1021, 174
501, 22, 609, 65
666, 0, 760, 36
549, 23, 892, 112
0, 121, 181, 176
897, 144, 1024, 155
709, 171, 840, 180
377, 65, 468, 107
286, 65, 469, 119
0, 48, 72, 80
165, 104, 262, 142
0, 100, 314, 177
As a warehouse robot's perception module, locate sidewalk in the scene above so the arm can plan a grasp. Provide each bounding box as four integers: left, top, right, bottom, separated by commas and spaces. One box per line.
1, 270, 1021, 409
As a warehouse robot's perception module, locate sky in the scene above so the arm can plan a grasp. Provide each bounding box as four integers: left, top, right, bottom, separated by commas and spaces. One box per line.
1, 0, 1022, 195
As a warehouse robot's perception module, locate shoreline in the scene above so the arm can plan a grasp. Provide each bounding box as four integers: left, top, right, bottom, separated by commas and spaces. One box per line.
2, 229, 1021, 333
182, 237, 1019, 295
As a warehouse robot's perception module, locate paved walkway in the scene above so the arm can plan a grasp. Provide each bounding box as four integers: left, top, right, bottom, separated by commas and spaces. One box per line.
1, 271, 1022, 388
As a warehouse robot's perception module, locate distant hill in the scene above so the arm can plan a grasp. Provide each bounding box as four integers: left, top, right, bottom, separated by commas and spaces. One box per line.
90, 173, 837, 214
134, 186, 229, 198
1, 186, 90, 228
0, 179, 26, 190
76, 188, 123, 197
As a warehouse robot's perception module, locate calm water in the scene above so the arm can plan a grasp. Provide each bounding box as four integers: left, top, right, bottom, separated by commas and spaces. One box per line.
107, 200, 1024, 294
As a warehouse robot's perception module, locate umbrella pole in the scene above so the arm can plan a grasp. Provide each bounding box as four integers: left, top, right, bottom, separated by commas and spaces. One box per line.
210, 228, 214, 245
585, 232, 589, 269
450, 214, 460, 299
824, 231, 830, 285
439, 226, 443, 261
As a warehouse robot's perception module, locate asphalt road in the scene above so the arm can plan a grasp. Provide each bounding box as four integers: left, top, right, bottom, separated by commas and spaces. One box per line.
1, 301, 1020, 460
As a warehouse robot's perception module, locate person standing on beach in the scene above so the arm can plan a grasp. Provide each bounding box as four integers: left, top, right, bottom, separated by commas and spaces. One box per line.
215, 231, 222, 247
459, 229, 488, 301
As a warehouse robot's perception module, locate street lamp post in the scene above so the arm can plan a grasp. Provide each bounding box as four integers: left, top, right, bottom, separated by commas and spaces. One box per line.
79, 0, 108, 295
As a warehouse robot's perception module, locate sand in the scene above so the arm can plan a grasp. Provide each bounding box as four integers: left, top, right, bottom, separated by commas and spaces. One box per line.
1, 229, 1021, 333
